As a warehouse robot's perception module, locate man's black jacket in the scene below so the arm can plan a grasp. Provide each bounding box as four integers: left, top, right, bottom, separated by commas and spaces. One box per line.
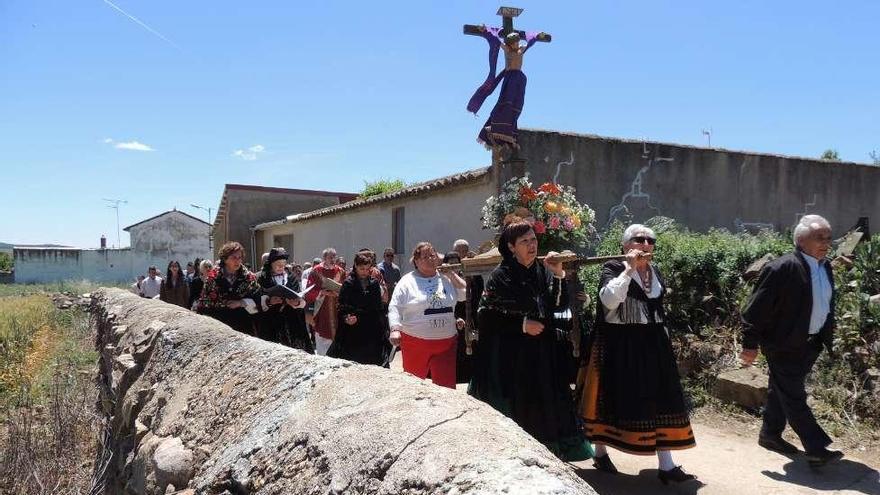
741, 250, 835, 357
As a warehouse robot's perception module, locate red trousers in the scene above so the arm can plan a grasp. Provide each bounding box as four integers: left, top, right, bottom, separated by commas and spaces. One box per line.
400, 333, 457, 389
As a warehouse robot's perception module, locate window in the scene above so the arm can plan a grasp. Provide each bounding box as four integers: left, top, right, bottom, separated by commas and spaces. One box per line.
392, 207, 405, 256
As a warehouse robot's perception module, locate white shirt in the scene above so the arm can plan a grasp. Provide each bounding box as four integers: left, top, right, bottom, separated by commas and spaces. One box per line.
599, 262, 663, 324
802, 253, 832, 335
140, 275, 163, 298
388, 271, 466, 340
300, 268, 313, 294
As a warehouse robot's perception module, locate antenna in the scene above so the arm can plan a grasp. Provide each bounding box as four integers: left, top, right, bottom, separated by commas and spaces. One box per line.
701, 128, 712, 147
102, 198, 128, 248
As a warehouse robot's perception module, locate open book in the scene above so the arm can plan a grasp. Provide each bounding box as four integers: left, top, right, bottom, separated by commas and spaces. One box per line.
264, 284, 313, 300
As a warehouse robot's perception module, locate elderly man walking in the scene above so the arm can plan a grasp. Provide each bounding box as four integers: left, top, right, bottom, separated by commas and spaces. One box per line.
740, 214, 842, 466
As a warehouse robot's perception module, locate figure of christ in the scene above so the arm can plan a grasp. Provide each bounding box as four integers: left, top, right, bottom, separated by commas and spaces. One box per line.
467, 26, 541, 150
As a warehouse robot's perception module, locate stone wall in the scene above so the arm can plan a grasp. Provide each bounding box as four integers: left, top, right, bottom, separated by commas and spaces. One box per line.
91, 288, 595, 494
510, 129, 880, 233
128, 211, 210, 262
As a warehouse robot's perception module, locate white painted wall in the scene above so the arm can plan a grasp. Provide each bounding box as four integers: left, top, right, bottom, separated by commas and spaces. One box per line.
259, 179, 495, 265
14, 211, 212, 283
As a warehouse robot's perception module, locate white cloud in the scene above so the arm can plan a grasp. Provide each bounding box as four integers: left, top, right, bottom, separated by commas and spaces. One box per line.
232, 144, 266, 161
115, 141, 155, 151
103, 137, 114, 144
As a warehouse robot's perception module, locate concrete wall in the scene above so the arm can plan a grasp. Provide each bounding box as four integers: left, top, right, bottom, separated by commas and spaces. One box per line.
258, 177, 495, 265
512, 129, 880, 234
216, 189, 349, 265
90, 288, 595, 494
15, 211, 213, 284
13, 248, 184, 284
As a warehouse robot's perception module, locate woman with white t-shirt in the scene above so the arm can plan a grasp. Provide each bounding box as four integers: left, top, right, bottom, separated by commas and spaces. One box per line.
388, 242, 466, 388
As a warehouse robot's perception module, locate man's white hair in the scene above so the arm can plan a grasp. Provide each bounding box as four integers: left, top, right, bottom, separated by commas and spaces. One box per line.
453, 239, 469, 250
199, 259, 214, 272
793, 214, 831, 246
321, 247, 337, 258
622, 224, 656, 245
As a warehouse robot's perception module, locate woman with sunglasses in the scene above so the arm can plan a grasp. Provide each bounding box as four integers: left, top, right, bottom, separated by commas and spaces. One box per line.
578, 224, 697, 484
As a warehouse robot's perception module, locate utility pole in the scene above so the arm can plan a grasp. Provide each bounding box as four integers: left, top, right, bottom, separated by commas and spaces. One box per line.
701, 128, 712, 148
102, 198, 127, 248
191, 203, 213, 253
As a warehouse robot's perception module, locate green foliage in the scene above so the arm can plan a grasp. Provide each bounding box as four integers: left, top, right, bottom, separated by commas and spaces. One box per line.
580, 220, 880, 425
0, 252, 12, 271
580, 218, 790, 336
358, 178, 407, 199
820, 149, 841, 161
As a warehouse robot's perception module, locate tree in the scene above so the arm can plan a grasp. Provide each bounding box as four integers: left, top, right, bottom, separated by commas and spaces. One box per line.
820, 149, 841, 161
359, 178, 407, 199
0, 252, 12, 272
870, 150, 880, 166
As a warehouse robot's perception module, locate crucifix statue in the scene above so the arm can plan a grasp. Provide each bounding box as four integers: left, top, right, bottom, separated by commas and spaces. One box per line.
464, 7, 551, 151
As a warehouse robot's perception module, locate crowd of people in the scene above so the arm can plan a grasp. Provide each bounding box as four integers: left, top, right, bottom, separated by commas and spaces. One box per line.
129, 212, 843, 483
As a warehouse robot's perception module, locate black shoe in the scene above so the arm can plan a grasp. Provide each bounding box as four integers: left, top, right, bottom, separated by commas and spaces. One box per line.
592, 454, 618, 474
806, 448, 844, 466
658, 466, 696, 485
758, 435, 799, 455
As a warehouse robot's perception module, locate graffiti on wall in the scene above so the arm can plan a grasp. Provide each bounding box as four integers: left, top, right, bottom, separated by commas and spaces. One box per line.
605, 142, 673, 228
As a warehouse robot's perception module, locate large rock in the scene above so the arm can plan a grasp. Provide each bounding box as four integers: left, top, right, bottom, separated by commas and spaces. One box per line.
714, 367, 768, 410
90, 288, 596, 495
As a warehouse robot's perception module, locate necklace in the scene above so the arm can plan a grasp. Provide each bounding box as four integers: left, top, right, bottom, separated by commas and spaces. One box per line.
638, 266, 652, 291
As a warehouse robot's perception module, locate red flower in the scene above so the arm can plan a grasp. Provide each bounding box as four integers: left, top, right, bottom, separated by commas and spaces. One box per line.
538, 182, 561, 196
519, 186, 538, 202
533, 220, 547, 234
548, 216, 561, 229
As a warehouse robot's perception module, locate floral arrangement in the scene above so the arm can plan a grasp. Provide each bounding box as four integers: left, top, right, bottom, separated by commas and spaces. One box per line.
481, 175, 597, 252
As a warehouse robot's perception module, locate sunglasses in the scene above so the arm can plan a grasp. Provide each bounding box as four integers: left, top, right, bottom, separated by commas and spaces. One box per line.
630, 236, 656, 245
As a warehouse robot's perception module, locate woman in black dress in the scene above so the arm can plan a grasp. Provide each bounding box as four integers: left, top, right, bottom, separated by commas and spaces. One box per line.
256, 247, 314, 353
329, 252, 387, 365
578, 224, 696, 484
468, 220, 594, 462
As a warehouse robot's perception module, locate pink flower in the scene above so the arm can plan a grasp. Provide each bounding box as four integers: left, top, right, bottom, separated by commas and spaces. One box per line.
548, 216, 561, 229
563, 217, 575, 231
533, 220, 547, 234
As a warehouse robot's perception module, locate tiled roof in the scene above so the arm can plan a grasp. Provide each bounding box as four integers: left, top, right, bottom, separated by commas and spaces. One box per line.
254, 166, 491, 230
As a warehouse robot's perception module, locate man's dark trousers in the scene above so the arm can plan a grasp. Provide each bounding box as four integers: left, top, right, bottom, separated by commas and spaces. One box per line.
762, 340, 832, 453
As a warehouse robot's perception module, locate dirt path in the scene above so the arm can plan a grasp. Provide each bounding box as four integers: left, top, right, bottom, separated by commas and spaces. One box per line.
570, 418, 879, 495
390, 354, 879, 494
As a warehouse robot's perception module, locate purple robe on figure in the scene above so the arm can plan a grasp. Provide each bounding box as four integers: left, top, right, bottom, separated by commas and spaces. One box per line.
467, 27, 540, 149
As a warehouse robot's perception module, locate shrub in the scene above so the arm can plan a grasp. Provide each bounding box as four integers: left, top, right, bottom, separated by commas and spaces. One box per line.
578, 218, 880, 425
358, 178, 407, 199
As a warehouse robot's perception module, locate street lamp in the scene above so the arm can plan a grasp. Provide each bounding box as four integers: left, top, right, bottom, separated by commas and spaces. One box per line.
190, 203, 213, 252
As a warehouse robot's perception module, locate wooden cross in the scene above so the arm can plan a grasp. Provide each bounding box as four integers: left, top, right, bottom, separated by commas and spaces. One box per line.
463, 6, 552, 42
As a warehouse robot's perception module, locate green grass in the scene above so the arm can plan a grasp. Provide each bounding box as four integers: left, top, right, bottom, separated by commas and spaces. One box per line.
0, 280, 126, 298
0, 294, 96, 415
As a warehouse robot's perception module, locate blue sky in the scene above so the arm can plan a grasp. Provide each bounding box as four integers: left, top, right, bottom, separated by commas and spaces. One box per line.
1, 1, 877, 247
